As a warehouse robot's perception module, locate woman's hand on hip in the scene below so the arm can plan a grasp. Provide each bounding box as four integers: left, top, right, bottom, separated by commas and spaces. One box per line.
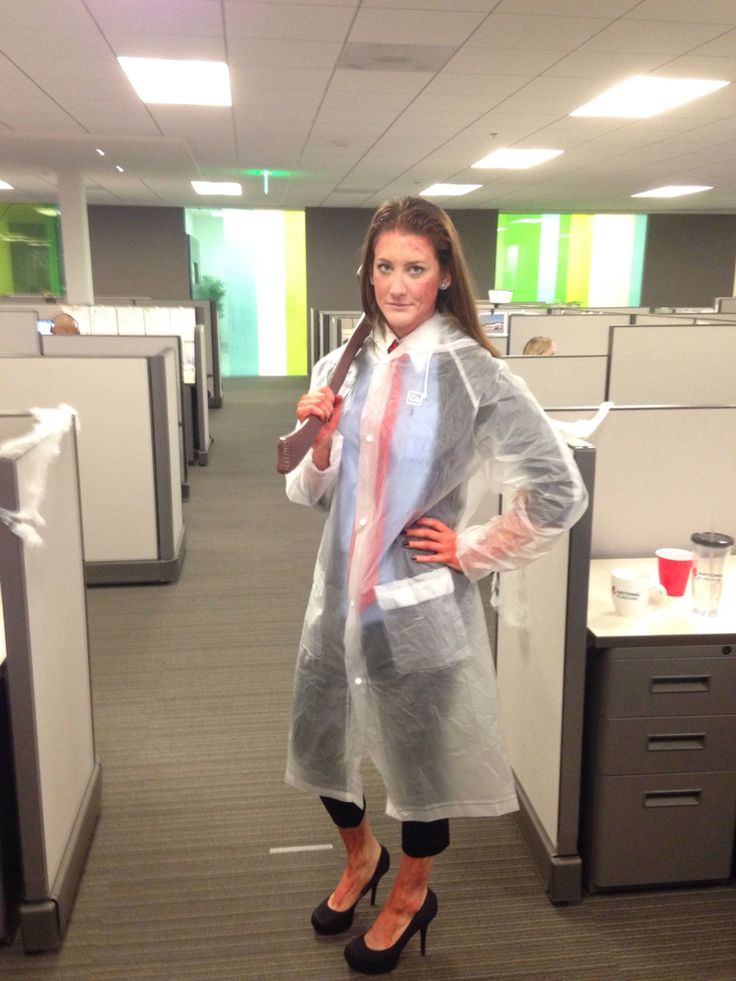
404, 517, 462, 572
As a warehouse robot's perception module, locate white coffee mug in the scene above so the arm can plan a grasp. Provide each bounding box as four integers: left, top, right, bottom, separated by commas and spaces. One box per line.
611, 568, 666, 617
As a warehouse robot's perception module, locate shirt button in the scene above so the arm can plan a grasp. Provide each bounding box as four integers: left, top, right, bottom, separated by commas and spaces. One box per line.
365, 434, 374, 443
355, 677, 362, 685
359, 517, 367, 528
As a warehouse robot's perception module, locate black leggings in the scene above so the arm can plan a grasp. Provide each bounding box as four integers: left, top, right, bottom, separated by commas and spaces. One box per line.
320, 796, 449, 859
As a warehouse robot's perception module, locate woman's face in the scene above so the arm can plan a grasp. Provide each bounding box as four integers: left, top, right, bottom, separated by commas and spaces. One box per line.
371, 230, 448, 338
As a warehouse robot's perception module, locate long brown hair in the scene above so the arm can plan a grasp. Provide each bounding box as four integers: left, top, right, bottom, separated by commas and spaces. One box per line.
358, 196, 501, 358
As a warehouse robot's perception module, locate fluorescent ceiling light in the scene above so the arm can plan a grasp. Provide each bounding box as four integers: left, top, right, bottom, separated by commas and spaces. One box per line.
118, 57, 232, 106
115, 165, 124, 173
571, 76, 728, 118
631, 185, 713, 198
191, 181, 242, 196
421, 183, 481, 196
0, 180, 14, 190
472, 148, 563, 169
96, 148, 105, 156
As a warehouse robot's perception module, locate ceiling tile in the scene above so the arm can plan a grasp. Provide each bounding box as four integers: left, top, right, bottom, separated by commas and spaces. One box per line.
85, 0, 223, 36
225, 2, 355, 41
468, 13, 612, 50
580, 19, 728, 54
108, 32, 227, 60
227, 37, 341, 69
624, 0, 736, 25
348, 8, 486, 46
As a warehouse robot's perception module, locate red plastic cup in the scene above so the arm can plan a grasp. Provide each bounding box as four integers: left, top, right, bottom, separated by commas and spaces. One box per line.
656, 548, 693, 597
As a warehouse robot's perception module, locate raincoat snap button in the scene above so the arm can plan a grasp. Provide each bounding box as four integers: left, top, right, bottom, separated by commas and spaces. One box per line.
365, 434, 374, 442
359, 517, 367, 527
354, 677, 363, 685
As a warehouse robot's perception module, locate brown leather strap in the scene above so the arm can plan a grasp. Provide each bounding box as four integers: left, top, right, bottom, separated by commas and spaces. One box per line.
276, 314, 370, 474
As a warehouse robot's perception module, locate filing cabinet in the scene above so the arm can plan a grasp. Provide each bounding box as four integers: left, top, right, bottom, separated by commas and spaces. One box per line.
583, 642, 736, 890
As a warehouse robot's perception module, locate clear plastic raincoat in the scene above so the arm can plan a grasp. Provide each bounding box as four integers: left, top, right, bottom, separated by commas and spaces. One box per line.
285, 313, 588, 822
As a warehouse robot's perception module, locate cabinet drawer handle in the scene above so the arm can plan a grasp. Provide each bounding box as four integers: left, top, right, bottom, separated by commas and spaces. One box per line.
643, 790, 701, 808
647, 733, 705, 752
649, 675, 709, 693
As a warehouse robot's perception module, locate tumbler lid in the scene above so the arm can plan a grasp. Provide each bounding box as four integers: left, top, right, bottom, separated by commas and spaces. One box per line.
690, 531, 734, 548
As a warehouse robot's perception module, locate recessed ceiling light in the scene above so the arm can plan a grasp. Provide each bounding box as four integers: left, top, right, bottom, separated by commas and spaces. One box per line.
571, 76, 728, 118
115, 165, 125, 173
421, 183, 482, 197
191, 181, 242, 196
0, 180, 14, 190
472, 148, 563, 169
96, 148, 106, 156
631, 185, 713, 198
118, 57, 232, 106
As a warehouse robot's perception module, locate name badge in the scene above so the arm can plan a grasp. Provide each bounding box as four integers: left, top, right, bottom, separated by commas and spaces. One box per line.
406, 390, 425, 406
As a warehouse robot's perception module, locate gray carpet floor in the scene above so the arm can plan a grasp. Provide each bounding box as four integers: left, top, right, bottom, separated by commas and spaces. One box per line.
1, 377, 734, 980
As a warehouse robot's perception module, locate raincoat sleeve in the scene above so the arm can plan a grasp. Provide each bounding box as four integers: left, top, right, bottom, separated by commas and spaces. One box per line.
455, 361, 588, 582
284, 351, 344, 510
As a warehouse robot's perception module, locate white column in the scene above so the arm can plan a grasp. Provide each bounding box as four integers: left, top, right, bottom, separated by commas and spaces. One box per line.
57, 170, 94, 304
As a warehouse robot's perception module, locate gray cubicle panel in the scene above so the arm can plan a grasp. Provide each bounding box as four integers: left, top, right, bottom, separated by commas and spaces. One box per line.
0, 413, 101, 951
505, 355, 607, 407
319, 310, 360, 358
192, 324, 210, 465
40, 333, 192, 494
508, 313, 628, 356
0, 310, 41, 355
99, 297, 223, 407
548, 405, 736, 558
607, 323, 736, 405
495, 439, 596, 903
717, 296, 736, 313
632, 314, 697, 325
0, 354, 185, 584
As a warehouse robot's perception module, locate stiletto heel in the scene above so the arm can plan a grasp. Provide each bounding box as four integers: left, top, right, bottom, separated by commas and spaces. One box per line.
311, 845, 390, 936
343, 887, 438, 974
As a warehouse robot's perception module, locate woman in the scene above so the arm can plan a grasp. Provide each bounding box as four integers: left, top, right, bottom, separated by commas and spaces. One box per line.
285, 197, 587, 974
522, 335, 557, 356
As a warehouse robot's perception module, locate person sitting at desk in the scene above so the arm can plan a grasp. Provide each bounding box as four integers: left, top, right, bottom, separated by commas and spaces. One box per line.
522, 335, 556, 355
50, 313, 80, 335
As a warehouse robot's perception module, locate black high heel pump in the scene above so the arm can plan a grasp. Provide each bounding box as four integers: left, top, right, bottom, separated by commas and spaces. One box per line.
311, 845, 390, 936
343, 887, 438, 975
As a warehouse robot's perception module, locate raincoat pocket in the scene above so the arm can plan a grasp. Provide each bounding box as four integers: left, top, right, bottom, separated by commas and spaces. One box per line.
374, 567, 471, 674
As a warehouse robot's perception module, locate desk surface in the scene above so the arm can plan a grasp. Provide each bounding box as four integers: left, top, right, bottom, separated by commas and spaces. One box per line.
588, 556, 736, 648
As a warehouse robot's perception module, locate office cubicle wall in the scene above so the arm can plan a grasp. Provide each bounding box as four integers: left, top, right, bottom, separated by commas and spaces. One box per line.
505, 356, 608, 407
1, 301, 211, 463
496, 441, 595, 903
608, 324, 736, 405
717, 296, 736, 313
549, 405, 736, 558
40, 333, 191, 491
98, 297, 222, 406
0, 355, 185, 583
0, 413, 100, 951
192, 324, 210, 464
508, 313, 628, 356
0, 311, 40, 355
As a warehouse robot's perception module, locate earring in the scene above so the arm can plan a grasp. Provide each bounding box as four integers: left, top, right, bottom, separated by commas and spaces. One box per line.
439, 282, 449, 290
